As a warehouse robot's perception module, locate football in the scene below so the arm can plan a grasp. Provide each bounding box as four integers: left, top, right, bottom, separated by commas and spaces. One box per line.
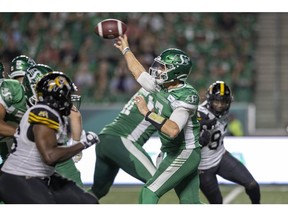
94, 19, 127, 39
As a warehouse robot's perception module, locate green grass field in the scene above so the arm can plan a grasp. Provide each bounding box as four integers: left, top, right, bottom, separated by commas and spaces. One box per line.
98, 184, 288, 204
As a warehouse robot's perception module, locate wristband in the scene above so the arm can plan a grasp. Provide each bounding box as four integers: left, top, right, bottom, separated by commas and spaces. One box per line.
145, 111, 167, 130
122, 47, 130, 55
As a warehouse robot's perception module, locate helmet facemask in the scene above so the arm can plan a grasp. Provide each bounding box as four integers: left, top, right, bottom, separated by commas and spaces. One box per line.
71, 94, 81, 110
149, 57, 175, 85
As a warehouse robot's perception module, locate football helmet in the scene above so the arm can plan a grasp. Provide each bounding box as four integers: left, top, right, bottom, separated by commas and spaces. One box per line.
149, 48, 192, 85
206, 81, 233, 117
36, 71, 77, 116
22, 64, 53, 107
0, 62, 4, 79
10, 55, 36, 79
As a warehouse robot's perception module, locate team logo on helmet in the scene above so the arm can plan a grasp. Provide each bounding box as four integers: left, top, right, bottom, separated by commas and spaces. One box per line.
48, 76, 71, 92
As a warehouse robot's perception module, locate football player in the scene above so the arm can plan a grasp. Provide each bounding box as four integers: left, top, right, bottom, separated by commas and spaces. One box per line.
197, 81, 260, 204
91, 87, 157, 200
0, 64, 54, 167
23, 64, 85, 187
114, 35, 202, 204
9, 54, 36, 83
0, 72, 99, 204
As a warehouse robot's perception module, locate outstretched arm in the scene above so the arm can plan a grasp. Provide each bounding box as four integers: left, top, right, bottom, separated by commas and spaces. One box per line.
114, 35, 146, 80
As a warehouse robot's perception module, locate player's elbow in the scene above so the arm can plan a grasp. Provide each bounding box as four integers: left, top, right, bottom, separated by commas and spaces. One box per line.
42, 154, 57, 166
165, 126, 180, 139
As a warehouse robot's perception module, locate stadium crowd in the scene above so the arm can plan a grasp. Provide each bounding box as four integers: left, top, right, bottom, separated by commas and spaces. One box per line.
0, 13, 258, 103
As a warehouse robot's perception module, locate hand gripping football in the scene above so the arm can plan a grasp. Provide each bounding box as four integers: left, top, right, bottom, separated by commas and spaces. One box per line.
94, 19, 127, 39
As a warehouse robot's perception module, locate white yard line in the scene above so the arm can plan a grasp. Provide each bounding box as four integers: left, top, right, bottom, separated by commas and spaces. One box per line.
223, 186, 244, 204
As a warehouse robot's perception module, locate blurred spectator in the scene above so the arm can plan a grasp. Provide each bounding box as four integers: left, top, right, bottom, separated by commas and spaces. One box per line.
231, 56, 255, 102
0, 13, 258, 104
227, 114, 244, 136
73, 53, 95, 98
94, 59, 109, 102
109, 59, 139, 100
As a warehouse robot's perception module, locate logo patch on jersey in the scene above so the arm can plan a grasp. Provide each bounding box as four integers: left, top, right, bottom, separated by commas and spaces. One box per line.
1, 87, 12, 102
185, 95, 198, 103
38, 111, 48, 118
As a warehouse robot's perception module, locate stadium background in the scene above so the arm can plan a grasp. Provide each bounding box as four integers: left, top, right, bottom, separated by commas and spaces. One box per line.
1, 12, 288, 204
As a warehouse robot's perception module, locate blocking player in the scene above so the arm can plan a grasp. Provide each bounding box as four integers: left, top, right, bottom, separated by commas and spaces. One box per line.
0, 72, 99, 204
91, 87, 157, 200
23, 64, 85, 187
114, 35, 202, 204
197, 80, 261, 204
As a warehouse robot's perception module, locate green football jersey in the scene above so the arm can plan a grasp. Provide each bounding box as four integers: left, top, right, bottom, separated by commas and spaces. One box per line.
100, 88, 157, 146
0, 79, 27, 163
0, 79, 27, 124
152, 83, 201, 152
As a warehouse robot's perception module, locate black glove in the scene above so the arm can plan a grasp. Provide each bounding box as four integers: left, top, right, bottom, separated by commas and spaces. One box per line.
80, 130, 100, 149
200, 114, 217, 130
199, 130, 211, 147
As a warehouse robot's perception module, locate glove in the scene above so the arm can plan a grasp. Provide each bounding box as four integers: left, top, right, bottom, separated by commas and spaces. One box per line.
80, 130, 100, 149
199, 130, 211, 147
72, 152, 83, 163
201, 116, 217, 130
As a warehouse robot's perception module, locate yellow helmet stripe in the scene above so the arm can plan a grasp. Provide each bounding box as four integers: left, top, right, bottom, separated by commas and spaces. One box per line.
220, 82, 225, 95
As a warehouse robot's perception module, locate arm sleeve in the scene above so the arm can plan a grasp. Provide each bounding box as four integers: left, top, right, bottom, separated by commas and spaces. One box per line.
169, 107, 191, 131
136, 72, 157, 93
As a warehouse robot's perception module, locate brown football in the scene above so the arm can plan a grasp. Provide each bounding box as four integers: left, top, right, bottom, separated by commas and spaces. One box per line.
94, 19, 127, 39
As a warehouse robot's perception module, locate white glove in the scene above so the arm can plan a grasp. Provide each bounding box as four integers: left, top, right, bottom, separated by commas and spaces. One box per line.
80, 130, 100, 149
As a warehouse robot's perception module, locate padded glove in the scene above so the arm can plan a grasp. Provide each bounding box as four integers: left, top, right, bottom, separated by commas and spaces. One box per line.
80, 130, 100, 149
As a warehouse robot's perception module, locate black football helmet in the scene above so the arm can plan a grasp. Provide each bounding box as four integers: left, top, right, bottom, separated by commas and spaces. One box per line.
36, 71, 78, 116
149, 48, 192, 85
10, 55, 36, 79
206, 81, 233, 117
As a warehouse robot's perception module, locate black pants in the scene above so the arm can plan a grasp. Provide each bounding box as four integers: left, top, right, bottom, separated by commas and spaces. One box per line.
0, 171, 99, 204
199, 151, 260, 204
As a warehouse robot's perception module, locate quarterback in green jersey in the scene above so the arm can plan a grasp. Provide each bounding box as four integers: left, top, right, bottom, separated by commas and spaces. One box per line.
91, 87, 157, 199
115, 35, 202, 204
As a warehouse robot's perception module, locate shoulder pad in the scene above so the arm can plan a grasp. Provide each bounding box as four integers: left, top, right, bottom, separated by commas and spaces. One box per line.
28, 106, 60, 130
0, 79, 25, 105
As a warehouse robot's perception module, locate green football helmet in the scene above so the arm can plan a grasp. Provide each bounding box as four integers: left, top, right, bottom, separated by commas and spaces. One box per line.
149, 48, 192, 85
0, 62, 5, 79
22, 64, 53, 107
10, 55, 36, 79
